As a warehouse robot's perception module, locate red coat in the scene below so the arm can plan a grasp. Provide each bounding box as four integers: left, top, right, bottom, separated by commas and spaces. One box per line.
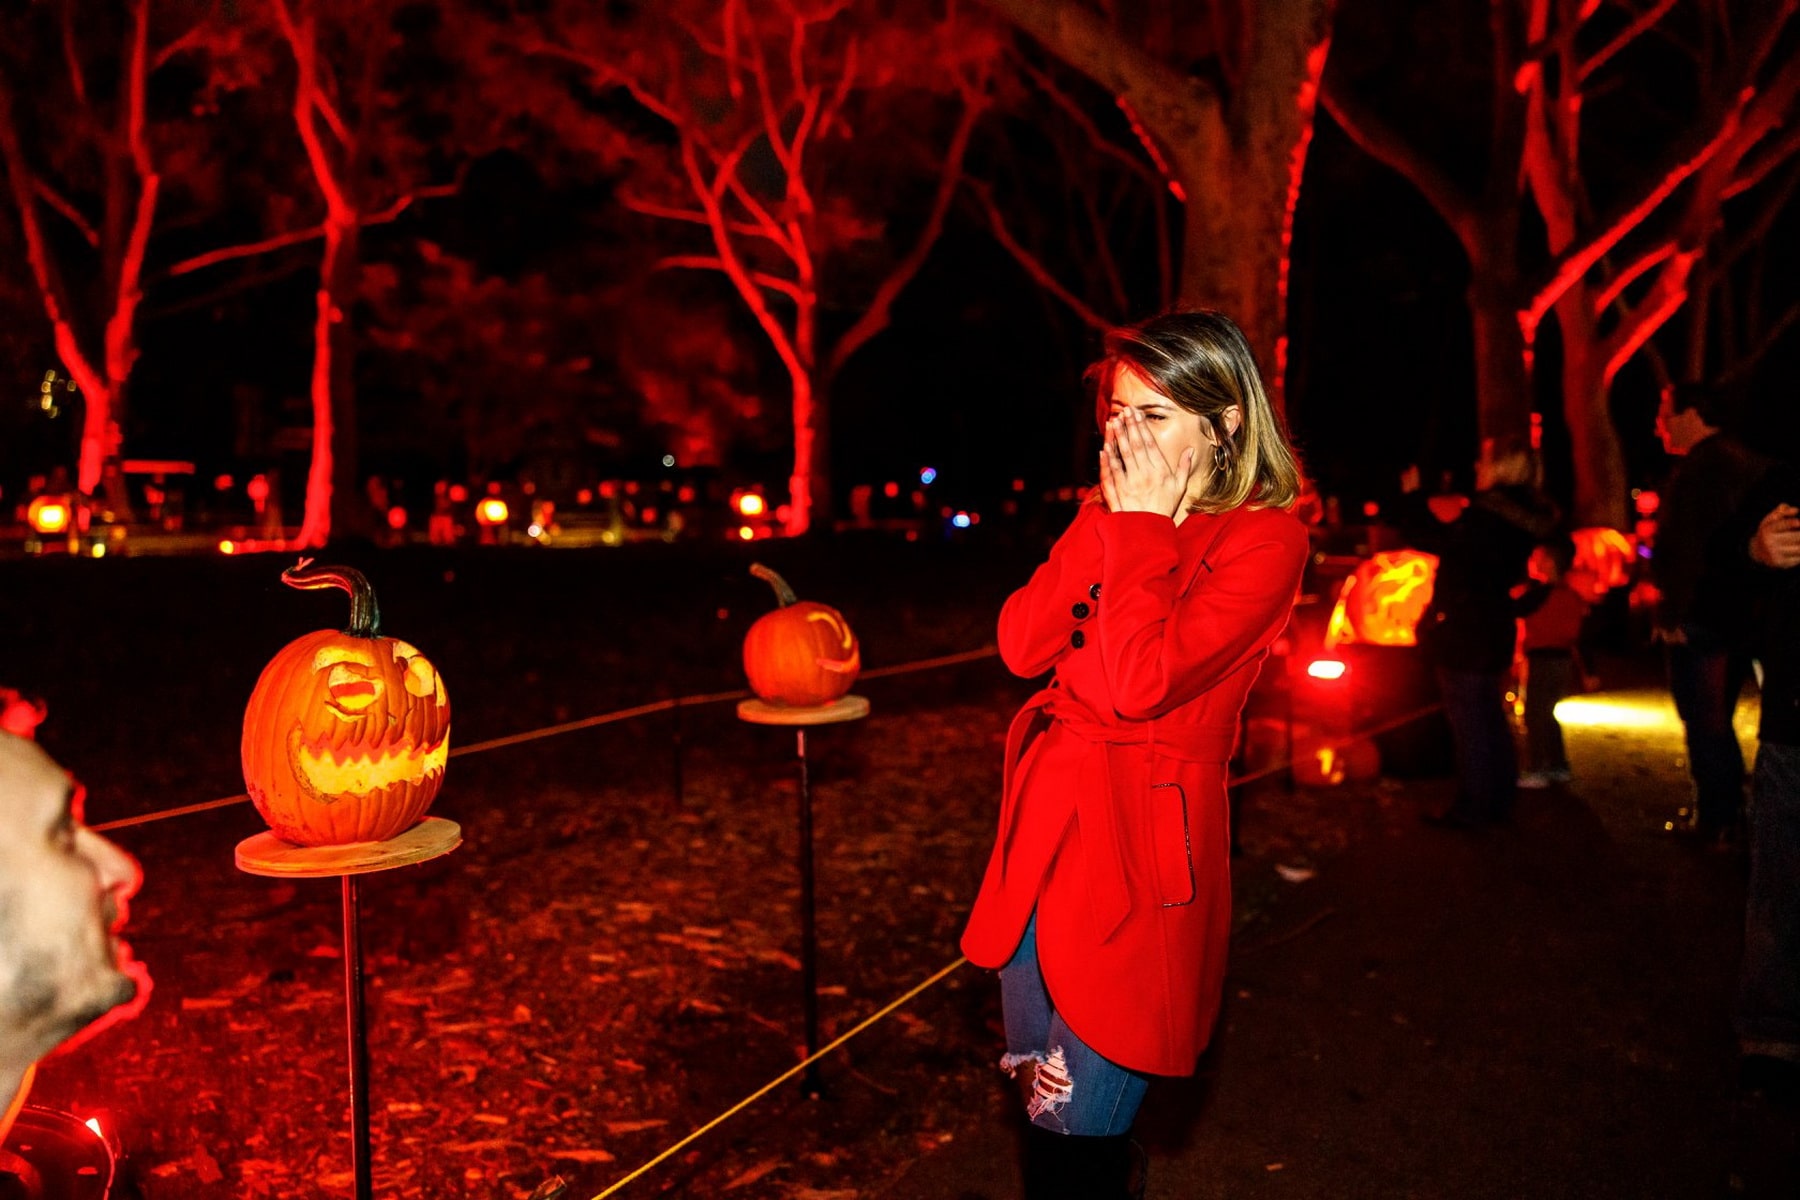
961, 500, 1308, 1076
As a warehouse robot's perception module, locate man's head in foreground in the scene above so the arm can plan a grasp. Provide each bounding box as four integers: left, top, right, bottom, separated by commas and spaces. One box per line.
0, 733, 146, 1119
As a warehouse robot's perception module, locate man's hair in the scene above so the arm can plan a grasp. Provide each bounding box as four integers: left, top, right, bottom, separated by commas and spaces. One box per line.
1666, 380, 1737, 429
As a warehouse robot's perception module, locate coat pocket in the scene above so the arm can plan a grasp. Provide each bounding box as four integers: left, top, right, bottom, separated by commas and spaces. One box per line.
1149, 781, 1196, 907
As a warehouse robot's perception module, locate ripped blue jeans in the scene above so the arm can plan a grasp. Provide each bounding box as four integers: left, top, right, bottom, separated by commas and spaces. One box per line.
999, 913, 1151, 1136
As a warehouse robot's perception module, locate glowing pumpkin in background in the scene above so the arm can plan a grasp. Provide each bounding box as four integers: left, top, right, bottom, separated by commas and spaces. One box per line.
743, 563, 861, 707
1292, 733, 1382, 787
242, 560, 450, 846
1324, 550, 1440, 649
1570, 527, 1635, 594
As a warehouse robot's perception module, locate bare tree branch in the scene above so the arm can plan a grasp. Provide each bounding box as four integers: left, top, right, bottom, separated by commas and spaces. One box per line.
32, 178, 99, 246
827, 87, 985, 378
973, 181, 1112, 332
655, 254, 804, 301
1578, 0, 1679, 82
1319, 78, 1476, 246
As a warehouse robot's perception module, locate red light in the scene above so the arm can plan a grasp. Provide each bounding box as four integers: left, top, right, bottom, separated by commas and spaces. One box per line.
27, 496, 70, 535
246, 475, 270, 504
678, 485, 695, 503
642, 506, 658, 524
737, 493, 766, 518
448, 484, 469, 503
1634, 489, 1660, 517
386, 506, 407, 531
475, 498, 509, 526
577, 488, 593, 505
738, 525, 756, 541
883, 481, 900, 499
1362, 501, 1380, 518
214, 473, 234, 491
1306, 659, 1348, 681
599, 481, 618, 499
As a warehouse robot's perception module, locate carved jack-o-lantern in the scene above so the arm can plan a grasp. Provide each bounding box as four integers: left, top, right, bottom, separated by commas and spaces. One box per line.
242, 561, 450, 846
743, 563, 860, 707
1570, 527, 1635, 593
1324, 550, 1440, 649
1292, 734, 1381, 787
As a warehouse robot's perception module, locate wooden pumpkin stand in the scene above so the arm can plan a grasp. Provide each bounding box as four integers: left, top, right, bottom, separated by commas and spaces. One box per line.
223, 560, 869, 1194
236, 563, 459, 1200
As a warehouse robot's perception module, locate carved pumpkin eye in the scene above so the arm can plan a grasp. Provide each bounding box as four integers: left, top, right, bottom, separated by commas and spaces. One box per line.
403, 655, 440, 700
325, 662, 382, 713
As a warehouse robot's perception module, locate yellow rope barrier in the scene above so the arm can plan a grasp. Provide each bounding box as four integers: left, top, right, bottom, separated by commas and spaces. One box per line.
90, 650, 1000, 833
585, 956, 970, 1199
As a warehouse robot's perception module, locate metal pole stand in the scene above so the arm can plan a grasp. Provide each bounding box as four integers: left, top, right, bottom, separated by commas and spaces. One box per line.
236, 817, 463, 1200
736, 694, 870, 1097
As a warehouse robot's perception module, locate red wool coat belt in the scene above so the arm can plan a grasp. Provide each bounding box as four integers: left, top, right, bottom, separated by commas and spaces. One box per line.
961, 501, 1308, 1076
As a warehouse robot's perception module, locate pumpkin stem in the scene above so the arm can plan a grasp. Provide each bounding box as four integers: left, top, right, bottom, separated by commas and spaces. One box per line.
281, 559, 383, 638
749, 562, 798, 607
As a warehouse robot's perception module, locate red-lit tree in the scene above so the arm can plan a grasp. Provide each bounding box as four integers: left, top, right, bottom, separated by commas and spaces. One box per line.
520, 0, 993, 536
971, 49, 1181, 333
257, 0, 466, 546
1325, 0, 1799, 525
1519, 0, 1800, 526
0, 0, 216, 506
976, 0, 1335, 405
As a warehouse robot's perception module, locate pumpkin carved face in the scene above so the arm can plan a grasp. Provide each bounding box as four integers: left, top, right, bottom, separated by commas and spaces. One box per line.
1324, 550, 1439, 649
1570, 527, 1634, 595
242, 562, 450, 846
743, 563, 860, 707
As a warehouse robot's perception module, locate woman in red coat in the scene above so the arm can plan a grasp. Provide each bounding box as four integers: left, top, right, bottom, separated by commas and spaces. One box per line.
961, 311, 1307, 1197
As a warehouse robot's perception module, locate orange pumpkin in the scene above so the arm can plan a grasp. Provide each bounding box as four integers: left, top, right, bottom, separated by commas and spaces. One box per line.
1570, 527, 1635, 592
1292, 734, 1381, 787
743, 563, 860, 707
242, 560, 451, 846
1324, 550, 1439, 649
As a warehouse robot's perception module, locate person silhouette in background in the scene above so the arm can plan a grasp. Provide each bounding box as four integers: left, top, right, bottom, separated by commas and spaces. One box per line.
0, 734, 148, 1141
1732, 466, 1800, 1096
1394, 450, 1559, 829
1516, 537, 1594, 789
1651, 381, 1772, 844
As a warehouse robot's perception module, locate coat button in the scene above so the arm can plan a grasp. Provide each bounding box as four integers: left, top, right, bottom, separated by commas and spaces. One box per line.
1089, 583, 1101, 600
1072, 602, 1090, 619
1070, 630, 1086, 649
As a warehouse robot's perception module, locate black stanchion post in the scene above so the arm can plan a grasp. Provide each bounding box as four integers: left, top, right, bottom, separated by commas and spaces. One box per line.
1284, 650, 1297, 794
796, 727, 821, 1097
671, 698, 685, 809
342, 875, 372, 1200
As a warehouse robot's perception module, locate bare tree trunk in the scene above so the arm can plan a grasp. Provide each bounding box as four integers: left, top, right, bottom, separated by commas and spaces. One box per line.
1555, 292, 1628, 527
980, 0, 1332, 411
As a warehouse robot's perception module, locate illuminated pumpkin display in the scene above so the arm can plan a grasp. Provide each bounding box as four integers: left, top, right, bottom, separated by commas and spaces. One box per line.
242, 560, 450, 846
1292, 732, 1381, 787
743, 563, 860, 707
1570, 527, 1634, 592
1324, 550, 1440, 649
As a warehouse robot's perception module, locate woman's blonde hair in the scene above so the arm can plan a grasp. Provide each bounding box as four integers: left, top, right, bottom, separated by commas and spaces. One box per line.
1086, 310, 1303, 513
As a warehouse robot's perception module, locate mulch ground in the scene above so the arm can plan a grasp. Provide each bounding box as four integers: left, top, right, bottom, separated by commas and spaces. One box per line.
20, 539, 1770, 1200
3, 537, 1396, 1199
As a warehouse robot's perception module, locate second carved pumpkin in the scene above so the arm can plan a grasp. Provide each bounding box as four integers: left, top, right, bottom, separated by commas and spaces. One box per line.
743, 563, 861, 707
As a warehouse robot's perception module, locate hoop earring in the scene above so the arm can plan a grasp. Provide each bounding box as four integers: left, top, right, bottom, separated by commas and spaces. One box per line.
1213, 440, 1229, 474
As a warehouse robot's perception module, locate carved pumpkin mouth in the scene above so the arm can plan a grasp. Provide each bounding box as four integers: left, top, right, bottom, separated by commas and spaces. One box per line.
287, 726, 450, 799
808, 610, 861, 674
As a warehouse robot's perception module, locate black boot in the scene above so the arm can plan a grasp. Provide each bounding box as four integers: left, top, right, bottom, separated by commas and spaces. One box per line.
1022, 1124, 1141, 1200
